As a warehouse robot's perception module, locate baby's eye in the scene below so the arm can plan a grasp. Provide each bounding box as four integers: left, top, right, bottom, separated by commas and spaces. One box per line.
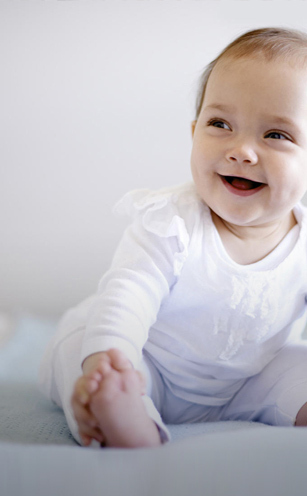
265, 131, 289, 140
207, 119, 231, 130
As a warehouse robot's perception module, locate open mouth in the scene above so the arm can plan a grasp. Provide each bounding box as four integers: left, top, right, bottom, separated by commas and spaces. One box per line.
219, 175, 266, 197
222, 175, 264, 191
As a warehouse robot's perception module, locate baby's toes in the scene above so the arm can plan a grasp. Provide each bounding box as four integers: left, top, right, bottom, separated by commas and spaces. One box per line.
96, 359, 112, 378
107, 348, 133, 371
85, 375, 100, 394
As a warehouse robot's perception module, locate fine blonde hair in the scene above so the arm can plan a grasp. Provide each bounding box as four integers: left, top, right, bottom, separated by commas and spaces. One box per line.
195, 27, 307, 119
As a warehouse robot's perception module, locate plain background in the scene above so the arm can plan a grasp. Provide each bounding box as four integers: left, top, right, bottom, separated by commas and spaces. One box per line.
1, 0, 307, 317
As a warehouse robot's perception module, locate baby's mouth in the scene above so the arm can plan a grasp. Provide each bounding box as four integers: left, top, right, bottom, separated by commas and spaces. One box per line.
222, 175, 264, 191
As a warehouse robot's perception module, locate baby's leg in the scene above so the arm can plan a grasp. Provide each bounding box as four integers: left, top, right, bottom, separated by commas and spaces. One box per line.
40, 324, 167, 447
220, 343, 307, 427
89, 349, 162, 448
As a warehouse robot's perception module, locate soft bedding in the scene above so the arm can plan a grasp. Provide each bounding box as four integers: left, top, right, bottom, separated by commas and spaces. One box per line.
1, 315, 307, 496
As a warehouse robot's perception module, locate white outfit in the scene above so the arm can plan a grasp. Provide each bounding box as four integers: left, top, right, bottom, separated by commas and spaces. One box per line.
39, 183, 307, 444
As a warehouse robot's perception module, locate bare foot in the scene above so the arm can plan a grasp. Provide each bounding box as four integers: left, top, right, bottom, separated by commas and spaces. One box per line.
72, 348, 132, 446
90, 366, 161, 448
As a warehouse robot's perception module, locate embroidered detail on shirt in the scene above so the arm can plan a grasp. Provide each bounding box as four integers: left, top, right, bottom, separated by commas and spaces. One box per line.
214, 272, 280, 360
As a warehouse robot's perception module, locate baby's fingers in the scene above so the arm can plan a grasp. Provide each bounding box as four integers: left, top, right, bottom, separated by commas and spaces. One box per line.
71, 380, 100, 429
79, 424, 105, 446
72, 399, 97, 427
72, 398, 104, 445
73, 375, 100, 405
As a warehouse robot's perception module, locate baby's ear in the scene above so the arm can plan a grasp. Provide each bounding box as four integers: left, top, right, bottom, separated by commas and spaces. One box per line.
191, 120, 197, 138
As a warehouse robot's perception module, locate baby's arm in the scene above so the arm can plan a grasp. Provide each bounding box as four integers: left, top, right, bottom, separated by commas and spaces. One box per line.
72, 202, 182, 447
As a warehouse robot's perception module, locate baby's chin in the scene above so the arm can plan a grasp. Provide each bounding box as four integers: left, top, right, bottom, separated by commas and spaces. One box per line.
209, 206, 271, 229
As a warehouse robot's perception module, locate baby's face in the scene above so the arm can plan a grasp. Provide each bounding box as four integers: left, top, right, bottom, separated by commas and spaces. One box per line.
190, 55, 307, 228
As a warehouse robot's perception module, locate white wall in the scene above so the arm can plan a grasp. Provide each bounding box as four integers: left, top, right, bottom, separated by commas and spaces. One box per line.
1, 0, 307, 317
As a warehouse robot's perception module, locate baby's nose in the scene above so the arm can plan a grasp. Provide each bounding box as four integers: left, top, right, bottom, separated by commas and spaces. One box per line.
226, 143, 258, 165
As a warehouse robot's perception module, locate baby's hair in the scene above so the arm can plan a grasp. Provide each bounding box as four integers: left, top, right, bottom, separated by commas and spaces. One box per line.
195, 27, 307, 120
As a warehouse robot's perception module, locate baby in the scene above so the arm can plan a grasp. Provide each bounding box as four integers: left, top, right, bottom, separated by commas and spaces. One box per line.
40, 27, 307, 448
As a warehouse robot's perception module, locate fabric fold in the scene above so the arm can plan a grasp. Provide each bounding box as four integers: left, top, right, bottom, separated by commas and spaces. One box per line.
113, 185, 192, 276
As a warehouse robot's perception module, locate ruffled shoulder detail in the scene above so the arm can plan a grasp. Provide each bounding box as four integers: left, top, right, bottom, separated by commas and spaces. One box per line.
113, 183, 197, 276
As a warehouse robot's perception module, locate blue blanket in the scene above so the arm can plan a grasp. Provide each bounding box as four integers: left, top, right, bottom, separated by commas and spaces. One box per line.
1, 315, 307, 496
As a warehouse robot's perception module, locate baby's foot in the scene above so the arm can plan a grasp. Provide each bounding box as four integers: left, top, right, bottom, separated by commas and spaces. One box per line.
72, 349, 129, 446
72, 348, 149, 447
90, 365, 161, 448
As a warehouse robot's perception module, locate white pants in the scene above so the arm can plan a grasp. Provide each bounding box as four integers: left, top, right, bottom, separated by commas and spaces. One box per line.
39, 328, 307, 445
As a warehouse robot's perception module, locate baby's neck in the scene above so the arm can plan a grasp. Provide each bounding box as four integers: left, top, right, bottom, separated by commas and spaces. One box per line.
211, 210, 297, 265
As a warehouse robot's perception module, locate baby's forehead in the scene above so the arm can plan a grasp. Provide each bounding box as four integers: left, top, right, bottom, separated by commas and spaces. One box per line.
207, 54, 307, 92
214, 51, 307, 73
202, 55, 307, 125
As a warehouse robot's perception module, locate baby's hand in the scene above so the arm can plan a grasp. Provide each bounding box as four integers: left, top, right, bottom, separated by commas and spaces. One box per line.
71, 364, 105, 446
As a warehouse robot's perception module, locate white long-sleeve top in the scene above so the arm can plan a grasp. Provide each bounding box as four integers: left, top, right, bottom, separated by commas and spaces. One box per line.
45, 182, 307, 406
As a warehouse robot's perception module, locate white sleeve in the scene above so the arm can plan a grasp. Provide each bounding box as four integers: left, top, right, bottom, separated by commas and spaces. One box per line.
80, 216, 183, 368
